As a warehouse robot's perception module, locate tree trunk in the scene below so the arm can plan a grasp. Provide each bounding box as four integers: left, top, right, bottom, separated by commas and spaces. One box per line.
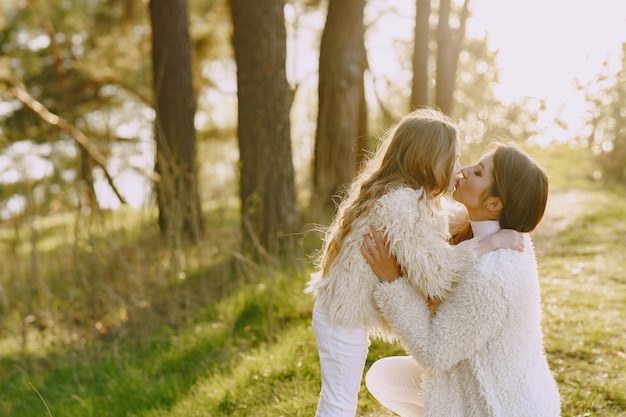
230, 0, 300, 257
79, 146, 99, 213
435, 0, 453, 114
354, 42, 369, 175
149, 0, 203, 242
436, 0, 470, 115
412, 0, 430, 108
312, 0, 366, 220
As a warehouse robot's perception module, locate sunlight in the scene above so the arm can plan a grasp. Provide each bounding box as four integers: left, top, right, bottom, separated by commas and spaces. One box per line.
0, 141, 53, 183
27, 33, 50, 51
468, 0, 626, 142
359, 0, 626, 143
0, 101, 18, 117
0, 194, 26, 219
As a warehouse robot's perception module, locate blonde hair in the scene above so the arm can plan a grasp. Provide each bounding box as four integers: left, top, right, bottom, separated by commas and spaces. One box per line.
319, 108, 459, 275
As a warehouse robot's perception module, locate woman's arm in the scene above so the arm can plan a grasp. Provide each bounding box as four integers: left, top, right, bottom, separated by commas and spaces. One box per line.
361, 227, 402, 281
372, 274, 508, 373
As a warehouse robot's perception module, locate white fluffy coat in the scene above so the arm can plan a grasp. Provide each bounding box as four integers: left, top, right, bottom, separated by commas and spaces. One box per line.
373, 234, 561, 416
306, 187, 480, 338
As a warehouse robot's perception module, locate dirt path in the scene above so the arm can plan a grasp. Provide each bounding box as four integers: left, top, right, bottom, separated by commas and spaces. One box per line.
530, 187, 600, 254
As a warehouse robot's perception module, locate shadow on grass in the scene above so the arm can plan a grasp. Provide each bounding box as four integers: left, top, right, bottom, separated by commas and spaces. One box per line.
2, 258, 313, 417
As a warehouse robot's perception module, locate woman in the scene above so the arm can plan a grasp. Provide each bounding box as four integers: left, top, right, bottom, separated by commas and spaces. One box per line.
361, 143, 561, 417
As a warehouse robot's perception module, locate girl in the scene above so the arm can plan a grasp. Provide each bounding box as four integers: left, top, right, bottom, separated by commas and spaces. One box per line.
306, 109, 519, 417
363, 144, 561, 416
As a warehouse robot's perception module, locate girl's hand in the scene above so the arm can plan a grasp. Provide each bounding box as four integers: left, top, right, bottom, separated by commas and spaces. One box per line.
478, 229, 524, 255
360, 226, 402, 282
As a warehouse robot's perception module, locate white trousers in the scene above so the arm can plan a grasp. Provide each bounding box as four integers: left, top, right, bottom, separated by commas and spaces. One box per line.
365, 356, 426, 417
312, 302, 370, 417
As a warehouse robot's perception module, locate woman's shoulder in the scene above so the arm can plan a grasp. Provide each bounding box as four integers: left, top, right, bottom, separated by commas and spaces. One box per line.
473, 242, 539, 291
477, 246, 531, 271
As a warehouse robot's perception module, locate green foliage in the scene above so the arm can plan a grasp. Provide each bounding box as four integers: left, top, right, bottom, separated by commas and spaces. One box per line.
1, 0, 625, 413
1, 145, 625, 416
527, 144, 601, 189
581, 42, 626, 184
0, 0, 154, 216
536, 188, 626, 416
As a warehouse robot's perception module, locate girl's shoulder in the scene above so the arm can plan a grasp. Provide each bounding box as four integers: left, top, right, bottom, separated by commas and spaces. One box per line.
378, 186, 427, 205
372, 186, 447, 228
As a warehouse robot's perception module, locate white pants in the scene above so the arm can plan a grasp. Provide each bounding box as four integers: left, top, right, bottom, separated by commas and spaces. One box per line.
365, 356, 426, 417
312, 302, 370, 417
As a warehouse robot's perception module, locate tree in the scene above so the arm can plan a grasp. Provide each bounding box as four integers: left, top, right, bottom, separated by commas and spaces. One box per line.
374, 0, 469, 117
149, 0, 204, 242
361, 3, 540, 151
435, 0, 469, 115
354, 48, 369, 175
311, 0, 366, 219
0, 0, 151, 217
230, 0, 300, 257
411, 0, 431, 108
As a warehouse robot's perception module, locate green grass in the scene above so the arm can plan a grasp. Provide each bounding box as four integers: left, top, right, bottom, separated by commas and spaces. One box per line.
535, 188, 626, 416
1, 144, 625, 416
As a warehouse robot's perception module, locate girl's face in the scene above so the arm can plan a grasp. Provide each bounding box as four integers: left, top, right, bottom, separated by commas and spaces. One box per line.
447, 139, 463, 193
453, 151, 497, 220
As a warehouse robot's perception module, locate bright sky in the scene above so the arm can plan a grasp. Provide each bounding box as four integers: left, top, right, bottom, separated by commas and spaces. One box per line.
362, 0, 626, 143
467, 0, 626, 142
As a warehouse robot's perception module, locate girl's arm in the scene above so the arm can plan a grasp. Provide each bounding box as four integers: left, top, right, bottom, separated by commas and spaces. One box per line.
479, 229, 524, 254
361, 227, 522, 282
369, 189, 480, 300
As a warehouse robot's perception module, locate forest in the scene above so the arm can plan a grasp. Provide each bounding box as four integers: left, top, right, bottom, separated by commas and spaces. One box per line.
1, 0, 625, 416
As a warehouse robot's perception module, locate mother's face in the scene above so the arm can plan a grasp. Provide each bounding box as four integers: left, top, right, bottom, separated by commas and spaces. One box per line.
452, 151, 501, 221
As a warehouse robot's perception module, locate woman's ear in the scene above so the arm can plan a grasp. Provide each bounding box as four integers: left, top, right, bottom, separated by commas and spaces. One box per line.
486, 196, 503, 214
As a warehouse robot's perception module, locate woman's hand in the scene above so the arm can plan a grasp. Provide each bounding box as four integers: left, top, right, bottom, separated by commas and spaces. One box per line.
478, 229, 524, 255
360, 226, 403, 282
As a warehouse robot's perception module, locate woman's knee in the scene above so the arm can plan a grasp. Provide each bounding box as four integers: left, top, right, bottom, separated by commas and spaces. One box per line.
365, 357, 394, 395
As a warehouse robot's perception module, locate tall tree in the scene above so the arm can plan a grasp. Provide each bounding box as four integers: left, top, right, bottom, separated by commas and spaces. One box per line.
230, 0, 300, 257
149, 0, 203, 241
353, 51, 369, 175
411, 0, 431, 108
311, 0, 366, 219
435, 0, 470, 115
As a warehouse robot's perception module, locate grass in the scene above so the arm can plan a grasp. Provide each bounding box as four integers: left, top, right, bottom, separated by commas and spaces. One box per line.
1, 144, 625, 416
535, 188, 626, 416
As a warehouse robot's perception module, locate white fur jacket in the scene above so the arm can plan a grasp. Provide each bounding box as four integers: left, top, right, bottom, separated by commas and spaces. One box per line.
373, 230, 561, 416
306, 187, 480, 338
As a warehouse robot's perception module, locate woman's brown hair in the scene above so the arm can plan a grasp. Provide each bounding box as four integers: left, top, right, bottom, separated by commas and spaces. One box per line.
319, 108, 459, 275
451, 143, 549, 244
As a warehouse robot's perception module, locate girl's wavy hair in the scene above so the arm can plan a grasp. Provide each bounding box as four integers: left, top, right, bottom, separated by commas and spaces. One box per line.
318, 108, 459, 275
